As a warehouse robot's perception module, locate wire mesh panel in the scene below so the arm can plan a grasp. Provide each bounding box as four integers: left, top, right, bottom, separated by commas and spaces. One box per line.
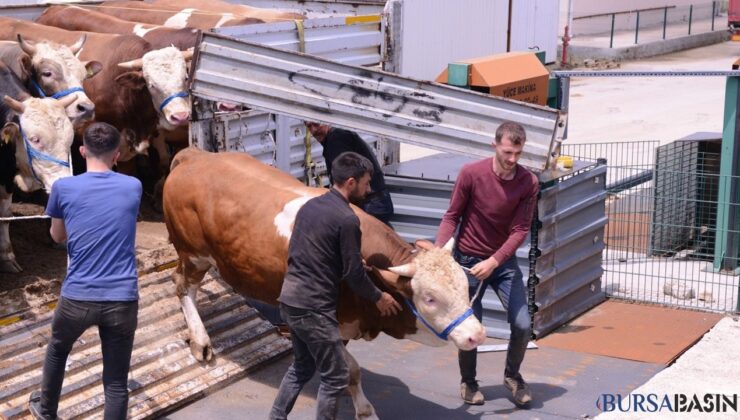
562, 139, 739, 313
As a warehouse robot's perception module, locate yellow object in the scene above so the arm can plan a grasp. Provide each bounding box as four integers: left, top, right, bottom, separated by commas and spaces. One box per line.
732, 34, 740, 42
345, 15, 381, 25
557, 155, 574, 169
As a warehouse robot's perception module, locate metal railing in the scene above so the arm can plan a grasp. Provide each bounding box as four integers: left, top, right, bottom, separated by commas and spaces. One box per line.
573, 1, 727, 49
562, 141, 740, 313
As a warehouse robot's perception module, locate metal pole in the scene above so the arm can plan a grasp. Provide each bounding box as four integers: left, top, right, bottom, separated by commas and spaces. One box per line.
635, 11, 640, 44
688, 4, 693, 35
712, 1, 716, 31
663, 7, 668, 39
610, 13, 616, 48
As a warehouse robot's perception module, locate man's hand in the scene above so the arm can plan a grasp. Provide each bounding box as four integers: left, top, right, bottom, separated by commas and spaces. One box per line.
362, 258, 372, 272
376, 292, 402, 317
470, 257, 499, 281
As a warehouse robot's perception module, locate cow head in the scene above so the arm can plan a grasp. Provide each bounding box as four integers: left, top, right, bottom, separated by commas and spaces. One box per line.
16, 34, 102, 129
2, 94, 77, 192
116, 46, 192, 130
376, 239, 486, 351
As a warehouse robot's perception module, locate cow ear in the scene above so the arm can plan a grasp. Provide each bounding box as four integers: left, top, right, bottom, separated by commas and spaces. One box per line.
115, 71, 146, 90
414, 239, 434, 251
17, 54, 32, 82
1, 123, 19, 145
84, 61, 103, 79
371, 267, 412, 298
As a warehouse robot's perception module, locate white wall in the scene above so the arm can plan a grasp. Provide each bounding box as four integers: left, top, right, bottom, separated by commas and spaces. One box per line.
511, 0, 561, 63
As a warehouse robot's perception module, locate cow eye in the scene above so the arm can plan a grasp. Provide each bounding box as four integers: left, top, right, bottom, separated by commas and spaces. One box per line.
29, 136, 40, 144
42, 71, 52, 78
425, 296, 436, 305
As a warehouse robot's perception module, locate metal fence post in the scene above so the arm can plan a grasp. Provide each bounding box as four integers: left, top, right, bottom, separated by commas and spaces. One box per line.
663, 7, 668, 39
712, 1, 716, 31
688, 4, 693, 35
713, 74, 740, 274
610, 13, 615, 48
635, 11, 640, 44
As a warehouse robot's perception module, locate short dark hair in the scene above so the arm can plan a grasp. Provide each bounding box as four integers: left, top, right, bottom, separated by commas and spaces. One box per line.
331, 152, 373, 185
83, 122, 121, 157
495, 121, 526, 145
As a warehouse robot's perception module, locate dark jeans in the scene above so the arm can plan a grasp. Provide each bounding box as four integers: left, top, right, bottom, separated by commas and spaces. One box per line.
38, 297, 138, 420
270, 304, 349, 420
454, 250, 531, 385
362, 190, 394, 226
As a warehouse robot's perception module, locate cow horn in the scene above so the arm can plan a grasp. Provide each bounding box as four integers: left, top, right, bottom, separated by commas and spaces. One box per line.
17, 34, 36, 56
118, 58, 144, 70
69, 34, 86, 55
388, 262, 416, 278
3, 95, 25, 114
181, 49, 194, 61
56, 94, 78, 109
442, 237, 455, 254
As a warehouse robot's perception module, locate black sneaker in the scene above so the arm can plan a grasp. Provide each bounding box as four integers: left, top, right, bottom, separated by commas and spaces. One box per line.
28, 391, 46, 420
503, 375, 532, 407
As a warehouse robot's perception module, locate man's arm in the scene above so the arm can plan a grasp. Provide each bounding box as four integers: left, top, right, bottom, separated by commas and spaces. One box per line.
340, 215, 401, 316
435, 168, 471, 247
49, 218, 67, 243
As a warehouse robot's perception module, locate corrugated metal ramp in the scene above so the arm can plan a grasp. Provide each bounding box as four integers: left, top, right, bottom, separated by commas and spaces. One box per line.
0, 269, 290, 419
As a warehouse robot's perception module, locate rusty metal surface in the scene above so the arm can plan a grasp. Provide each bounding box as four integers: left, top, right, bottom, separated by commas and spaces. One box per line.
0, 269, 291, 420
536, 300, 723, 365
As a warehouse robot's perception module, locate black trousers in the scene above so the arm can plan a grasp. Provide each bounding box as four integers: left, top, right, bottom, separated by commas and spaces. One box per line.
38, 297, 138, 420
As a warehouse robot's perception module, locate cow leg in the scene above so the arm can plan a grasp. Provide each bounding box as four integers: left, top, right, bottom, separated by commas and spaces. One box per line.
172, 258, 212, 361
0, 190, 21, 273
340, 345, 378, 420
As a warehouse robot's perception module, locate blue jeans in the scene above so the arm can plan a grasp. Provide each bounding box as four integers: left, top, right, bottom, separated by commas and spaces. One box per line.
270, 304, 349, 420
454, 250, 531, 384
39, 297, 138, 420
362, 190, 393, 226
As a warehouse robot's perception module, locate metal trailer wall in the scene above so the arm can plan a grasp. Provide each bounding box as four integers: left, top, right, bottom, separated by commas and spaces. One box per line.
231, 0, 386, 16
192, 14, 388, 180
383, 154, 606, 339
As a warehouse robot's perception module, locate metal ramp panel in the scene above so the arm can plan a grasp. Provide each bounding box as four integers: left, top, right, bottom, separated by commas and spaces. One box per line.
0, 269, 290, 419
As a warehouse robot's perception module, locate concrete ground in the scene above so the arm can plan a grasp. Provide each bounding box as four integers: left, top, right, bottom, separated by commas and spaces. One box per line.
165, 335, 663, 420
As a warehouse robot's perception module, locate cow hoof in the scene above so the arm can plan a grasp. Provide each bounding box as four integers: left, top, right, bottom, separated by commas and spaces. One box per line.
0, 259, 22, 273
189, 340, 213, 362
355, 410, 378, 420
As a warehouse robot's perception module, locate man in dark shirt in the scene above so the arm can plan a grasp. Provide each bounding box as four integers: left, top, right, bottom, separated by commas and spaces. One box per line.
305, 122, 394, 225
270, 152, 401, 420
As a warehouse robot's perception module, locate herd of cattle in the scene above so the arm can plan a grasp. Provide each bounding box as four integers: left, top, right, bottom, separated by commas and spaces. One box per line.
0, 0, 303, 273
2, 3, 490, 416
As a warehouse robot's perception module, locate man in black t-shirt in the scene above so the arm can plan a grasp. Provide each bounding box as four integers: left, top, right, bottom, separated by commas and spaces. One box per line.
305, 122, 394, 225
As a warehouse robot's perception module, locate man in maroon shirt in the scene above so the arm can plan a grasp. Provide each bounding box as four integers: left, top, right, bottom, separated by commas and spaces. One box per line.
435, 121, 539, 407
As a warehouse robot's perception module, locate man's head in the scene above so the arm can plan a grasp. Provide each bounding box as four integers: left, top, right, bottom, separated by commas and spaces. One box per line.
493, 121, 526, 174
81, 122, 121, 164
331, 151, 373, 203
304, 121, 331, 143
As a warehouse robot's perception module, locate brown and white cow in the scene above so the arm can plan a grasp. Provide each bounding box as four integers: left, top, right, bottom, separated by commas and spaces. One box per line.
1, 62, 78, 272
37, 5, 200, 51
163, 148, 486, 418
0, 37, 99, 129
0, 18, 191, 163
96, 0, 269, 29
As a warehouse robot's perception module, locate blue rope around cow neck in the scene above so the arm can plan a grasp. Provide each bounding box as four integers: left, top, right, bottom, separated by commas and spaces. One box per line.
404, 297, 474, 341
21, 126, 70, 182
30, 80, 84, 100
159, 91, 188, 112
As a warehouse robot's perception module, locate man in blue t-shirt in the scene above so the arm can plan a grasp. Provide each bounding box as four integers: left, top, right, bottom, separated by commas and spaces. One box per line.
29, 122, 142, 420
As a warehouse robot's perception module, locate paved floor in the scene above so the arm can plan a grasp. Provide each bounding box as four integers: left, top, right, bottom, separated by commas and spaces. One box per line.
165, 335, 662, 420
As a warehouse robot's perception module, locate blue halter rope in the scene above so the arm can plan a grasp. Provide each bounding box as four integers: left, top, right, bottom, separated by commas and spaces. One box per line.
159, 91, 188, 112
21, 126, 70, 182
31, 80, 84, 100
404, 298, 475, 341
